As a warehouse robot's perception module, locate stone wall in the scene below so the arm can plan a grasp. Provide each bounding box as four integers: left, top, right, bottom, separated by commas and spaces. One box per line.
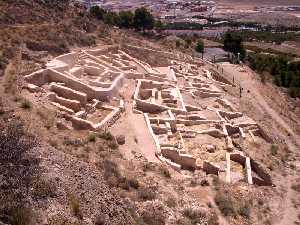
161, 148, 197, 170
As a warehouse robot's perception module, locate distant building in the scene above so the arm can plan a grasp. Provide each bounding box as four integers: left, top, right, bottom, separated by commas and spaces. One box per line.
191, 6, 208, 12
79, 0, 105, 10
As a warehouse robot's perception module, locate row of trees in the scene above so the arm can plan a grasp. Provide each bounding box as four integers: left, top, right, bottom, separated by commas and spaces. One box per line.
227, 30, 300, 44
249, 53, 300, 98
223, 32, 246, 61
89, 6, 155, 31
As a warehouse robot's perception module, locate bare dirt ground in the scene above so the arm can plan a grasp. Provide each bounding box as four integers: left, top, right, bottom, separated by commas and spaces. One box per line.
110, 79, 159, 163
214, 62, 300, 225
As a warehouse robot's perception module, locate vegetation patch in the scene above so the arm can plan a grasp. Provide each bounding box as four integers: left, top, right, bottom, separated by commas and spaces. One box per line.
248, 53, 300, 98
214, 190, 252, 219
138, 187, 157, 201
69, 195, 82, 219
32, 178, 57, 199
98, 131, 114, 141
87, 133, 96, 142
9, 206, 33, 225
20, 99, 32, 110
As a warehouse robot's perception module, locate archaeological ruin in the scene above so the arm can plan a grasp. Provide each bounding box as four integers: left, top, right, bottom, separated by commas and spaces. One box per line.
25, 45, 273, 186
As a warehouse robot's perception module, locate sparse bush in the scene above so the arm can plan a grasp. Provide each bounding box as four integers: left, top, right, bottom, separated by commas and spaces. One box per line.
128, 177, 139, 189
183, 207, 207, 221
20, 99, 31, 110
0, 119, 38, 220
99, 131, 114, 141
37, 107, 56, 129
94, 213, 108, 225
138, 187, 156, 201
10, 206, 33, 225
108, 140, 118, 150
292, 183, 300, 193
88, 133, 96, 142
271, 144, 279, 156
78, 35, 96, 47
207, 212, 219, 225
63, 137, 84, 147
141, 203, 165, 225
49, 139, 58, 148
13, 95, 22, 102
3, 55, 19, 94
103, 160, 120, 178
214, 192, 235, 216
238, 204, 251, 218
32, 179, 57, 199
69, 195, 82, 219
200, 179, 209, 186
102, 159, 122, 187
116, 135, 125, 145
159, 166, 171, 178
166, 196, 177, 208
48, 216, 84, 225
118, 177, 139, 190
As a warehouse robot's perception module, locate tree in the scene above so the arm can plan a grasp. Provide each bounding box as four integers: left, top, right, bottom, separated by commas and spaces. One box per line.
155, 20, 163, 32
133, 7, 154, 31
89, 6, 106, 20
195, 39, 204, 59
103, 11, 120, 26
118, 11, 134, 29
223, 32, 246, 61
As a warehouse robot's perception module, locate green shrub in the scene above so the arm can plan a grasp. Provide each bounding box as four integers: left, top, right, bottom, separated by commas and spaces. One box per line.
99, 131, 114, 141
108, 140, 118, 150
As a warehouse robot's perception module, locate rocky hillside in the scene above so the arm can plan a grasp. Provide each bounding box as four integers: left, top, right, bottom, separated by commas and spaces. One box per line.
0, 0, 99, 76
0, 0, 78, 25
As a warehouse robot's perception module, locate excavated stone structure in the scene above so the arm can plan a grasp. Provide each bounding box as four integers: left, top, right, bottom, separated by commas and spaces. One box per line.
25, 45, 272, 186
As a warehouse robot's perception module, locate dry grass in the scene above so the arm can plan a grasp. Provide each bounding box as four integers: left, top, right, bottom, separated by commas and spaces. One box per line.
3, 53, 20, 94
138, 187, 157, 201
214, 190, 251, 219
141, 203, 166, 225
10, 206, 33, 225
69, 195, 82, 219
36, 107, 56, 129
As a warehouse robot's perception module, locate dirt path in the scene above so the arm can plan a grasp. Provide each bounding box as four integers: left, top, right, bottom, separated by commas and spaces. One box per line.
218, 63, 300, 225
110, 79, 159, 163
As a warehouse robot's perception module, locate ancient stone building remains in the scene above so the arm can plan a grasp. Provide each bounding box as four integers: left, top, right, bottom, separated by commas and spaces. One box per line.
25, 45, 272, 186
